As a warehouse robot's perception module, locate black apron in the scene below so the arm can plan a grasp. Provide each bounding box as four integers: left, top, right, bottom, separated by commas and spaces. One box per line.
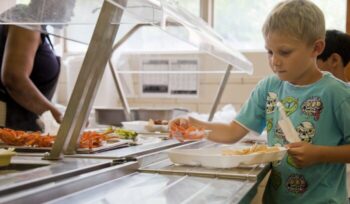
0, 25, 60, 131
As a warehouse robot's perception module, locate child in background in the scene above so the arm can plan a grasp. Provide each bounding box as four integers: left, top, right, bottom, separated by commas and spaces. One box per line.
317, 29, 350, 82
317, 29, 350, 202
171, 0, 350, 203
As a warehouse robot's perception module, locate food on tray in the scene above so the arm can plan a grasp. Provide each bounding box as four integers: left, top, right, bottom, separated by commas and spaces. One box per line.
169, 119, 206, 141
0, 128, 120, 150
145, 119, 169, 132
222, 144, 280, 156
149, 119, 168, 125
0, 128, 55, 147
167, 146, 287, 168
79, 131, 119, 149
113, 128, 138, 140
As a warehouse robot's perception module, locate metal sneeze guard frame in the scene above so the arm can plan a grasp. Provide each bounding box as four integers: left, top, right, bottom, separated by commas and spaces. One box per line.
46, 0, 128, 159
47, 0, 251, 159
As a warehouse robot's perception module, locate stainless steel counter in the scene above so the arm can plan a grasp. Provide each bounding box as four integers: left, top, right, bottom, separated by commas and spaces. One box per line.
66, 138, 184, 159
0, 140, 269, 204
0, 155, 112, 199
44, 142, 268, 204
47, 171, 258, 204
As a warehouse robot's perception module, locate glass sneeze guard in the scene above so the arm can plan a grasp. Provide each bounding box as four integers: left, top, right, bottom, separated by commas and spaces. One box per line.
0, 0, 252, 72
0, 0, 253, 159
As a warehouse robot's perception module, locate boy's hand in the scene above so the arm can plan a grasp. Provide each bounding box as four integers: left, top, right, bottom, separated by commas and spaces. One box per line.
169, 117, 189, 142
169, 118, 190, 130
286, 142, 321, 168
169, 117, 207, 142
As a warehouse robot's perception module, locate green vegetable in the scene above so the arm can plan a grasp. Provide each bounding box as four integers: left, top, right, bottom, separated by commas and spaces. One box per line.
114, 128, 138, 140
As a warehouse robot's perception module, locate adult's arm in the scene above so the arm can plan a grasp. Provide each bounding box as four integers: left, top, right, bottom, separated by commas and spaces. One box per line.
1, 26, 62, 123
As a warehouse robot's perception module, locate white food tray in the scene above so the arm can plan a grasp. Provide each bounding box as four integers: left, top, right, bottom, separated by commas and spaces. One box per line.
121, 121, 148, 132
167, 147, 287, 168
122, 121, 168, 133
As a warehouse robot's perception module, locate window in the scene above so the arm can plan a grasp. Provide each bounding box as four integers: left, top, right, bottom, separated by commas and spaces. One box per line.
214, 0, 347, 51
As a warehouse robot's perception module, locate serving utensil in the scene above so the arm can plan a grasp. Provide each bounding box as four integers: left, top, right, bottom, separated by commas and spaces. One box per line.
276, 102, 301, 143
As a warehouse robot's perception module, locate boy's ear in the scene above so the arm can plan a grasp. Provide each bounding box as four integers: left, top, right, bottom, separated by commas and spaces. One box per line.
312, 39, 325, 57
330, 53, 343, 67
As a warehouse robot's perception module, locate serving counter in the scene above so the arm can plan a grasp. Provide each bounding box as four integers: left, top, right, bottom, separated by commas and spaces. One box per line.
0, 155, 113, 202
0, 140, 269, 204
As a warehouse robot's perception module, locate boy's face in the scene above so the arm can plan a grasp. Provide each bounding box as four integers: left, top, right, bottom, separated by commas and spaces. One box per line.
265, 32, 322, 85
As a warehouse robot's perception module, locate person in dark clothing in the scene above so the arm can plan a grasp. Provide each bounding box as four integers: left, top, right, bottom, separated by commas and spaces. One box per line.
317, 29, 350, 82
0, 0, 75, 131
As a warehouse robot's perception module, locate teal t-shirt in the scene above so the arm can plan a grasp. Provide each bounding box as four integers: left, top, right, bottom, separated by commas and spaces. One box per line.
235, 72, 350, 203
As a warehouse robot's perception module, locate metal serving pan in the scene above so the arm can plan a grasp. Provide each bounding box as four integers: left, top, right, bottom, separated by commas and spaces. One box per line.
94, 108, 188, 126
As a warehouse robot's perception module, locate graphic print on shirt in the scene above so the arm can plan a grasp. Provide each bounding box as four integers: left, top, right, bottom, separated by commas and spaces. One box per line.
281, 96, 298, 116
287, 155, 300, 169
286, 122, 315, 168
296, 121, 315, 143
275, 124, 288, 144
266, 118, 273, 133
270, 169, 282, 190
266, 92, 278, 114
286, 174, 308, 194
301, 97, 323, 121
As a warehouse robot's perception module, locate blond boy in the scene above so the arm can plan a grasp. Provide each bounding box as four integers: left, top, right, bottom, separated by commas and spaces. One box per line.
172, 0, 350, 203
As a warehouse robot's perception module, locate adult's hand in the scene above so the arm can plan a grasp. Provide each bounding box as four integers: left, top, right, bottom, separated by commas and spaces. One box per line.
50, 107, 63, 124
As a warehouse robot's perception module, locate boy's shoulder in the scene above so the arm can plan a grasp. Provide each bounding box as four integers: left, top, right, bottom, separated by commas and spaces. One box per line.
259, 72, 350, 90
256, 73, 350, 100
321, 72, 350, 93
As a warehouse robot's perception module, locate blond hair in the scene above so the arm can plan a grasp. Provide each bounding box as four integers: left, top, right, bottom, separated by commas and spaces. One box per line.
262, 0, 325, 45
